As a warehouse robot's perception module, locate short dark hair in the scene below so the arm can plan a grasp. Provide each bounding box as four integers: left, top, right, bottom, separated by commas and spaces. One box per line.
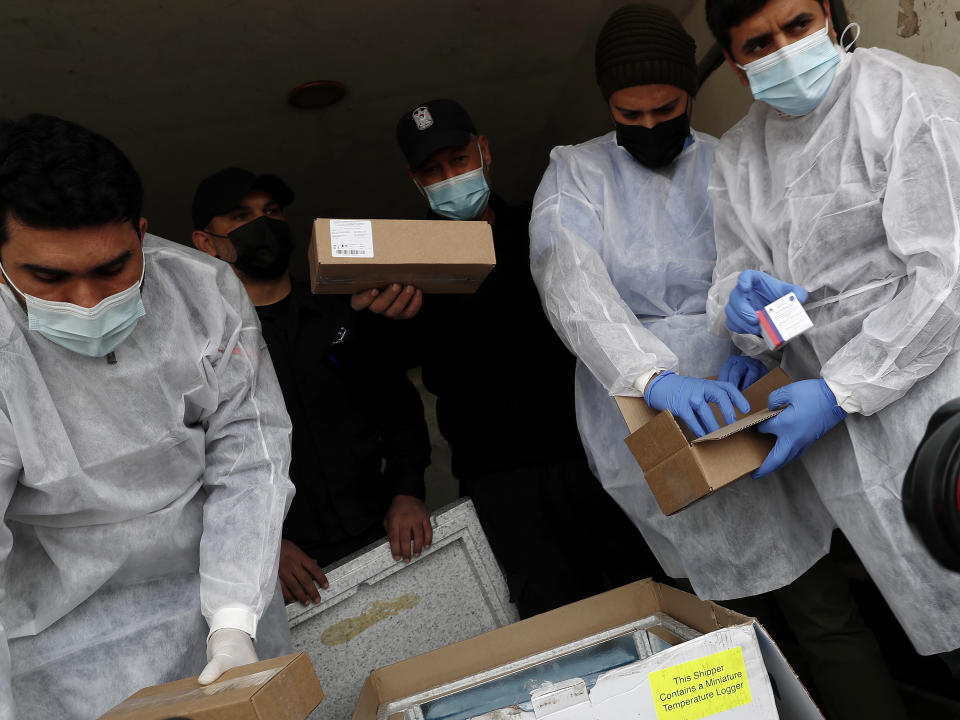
706, 0, 826, 54
0, 114, 143, 247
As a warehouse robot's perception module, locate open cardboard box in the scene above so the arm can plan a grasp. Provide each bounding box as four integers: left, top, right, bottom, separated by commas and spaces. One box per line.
353, 580, 823, 720
98, 652, 324, 720
616, 369, 791, 516
309, 218, 496, 294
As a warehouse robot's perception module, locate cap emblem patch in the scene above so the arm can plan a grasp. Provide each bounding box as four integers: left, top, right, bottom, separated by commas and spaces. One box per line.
412, 107, 434, 131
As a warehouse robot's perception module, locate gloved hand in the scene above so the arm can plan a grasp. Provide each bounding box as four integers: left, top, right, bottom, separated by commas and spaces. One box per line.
753, 379, 847, 478
726, 270, 809, 335
198, 628, 258, 685
645, 371, 751, 437
718, 355, 768, 390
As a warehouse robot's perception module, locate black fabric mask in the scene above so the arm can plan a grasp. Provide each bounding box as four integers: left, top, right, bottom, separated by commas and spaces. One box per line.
227, 216, 295, 279
615, 112, 691, 169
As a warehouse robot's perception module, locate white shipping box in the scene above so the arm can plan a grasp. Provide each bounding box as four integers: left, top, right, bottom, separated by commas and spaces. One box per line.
591, 624, 775, 720
354, 582, 823, 720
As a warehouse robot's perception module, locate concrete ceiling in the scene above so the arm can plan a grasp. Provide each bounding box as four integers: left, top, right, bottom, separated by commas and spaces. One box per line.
0, 0, 695, 260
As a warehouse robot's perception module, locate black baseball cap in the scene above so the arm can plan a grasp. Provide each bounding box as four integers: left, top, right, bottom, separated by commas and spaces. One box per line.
396, 99, 477, 171
192, 167, 294, 230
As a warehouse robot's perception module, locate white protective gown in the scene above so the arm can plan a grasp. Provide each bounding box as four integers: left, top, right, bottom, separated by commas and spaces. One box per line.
706, 47, 960, 655
529, 130, 835, 601
0, 235, 296, 718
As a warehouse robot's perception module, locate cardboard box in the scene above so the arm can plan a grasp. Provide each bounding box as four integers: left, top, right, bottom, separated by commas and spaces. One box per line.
616, 369, 792, 516
308, 218, 495, 294
353, 580, 822, 720
98, 652, 324, 720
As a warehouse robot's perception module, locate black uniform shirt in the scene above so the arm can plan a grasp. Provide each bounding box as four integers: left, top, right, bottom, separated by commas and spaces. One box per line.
413, 194, 586, 480
256, 282, 430, 558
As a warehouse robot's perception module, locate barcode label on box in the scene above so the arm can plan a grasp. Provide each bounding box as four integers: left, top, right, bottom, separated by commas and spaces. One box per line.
330, 219, 374, 258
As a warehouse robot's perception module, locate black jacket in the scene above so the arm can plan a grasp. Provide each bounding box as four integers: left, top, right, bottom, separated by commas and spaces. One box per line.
411, 194, 586, 480
257, 282, 430, 557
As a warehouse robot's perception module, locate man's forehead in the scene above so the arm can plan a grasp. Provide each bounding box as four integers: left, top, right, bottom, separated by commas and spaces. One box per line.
3, 219, 139, 269
612, 84, 685, 111
216, 189, 281, 216
419, 142, 475, 167
7, 214, 133, 240
734, 0, 824, 34
240, 188, 281, 207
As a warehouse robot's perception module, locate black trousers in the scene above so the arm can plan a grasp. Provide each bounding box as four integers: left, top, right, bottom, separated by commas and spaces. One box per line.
714, 534, 908, 720
462, 455, 667, 619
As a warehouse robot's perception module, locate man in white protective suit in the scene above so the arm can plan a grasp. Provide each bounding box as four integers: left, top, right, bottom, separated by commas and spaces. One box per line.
528, 5, 908, 718
704, 0, 960, 678
0, 114, 295, 719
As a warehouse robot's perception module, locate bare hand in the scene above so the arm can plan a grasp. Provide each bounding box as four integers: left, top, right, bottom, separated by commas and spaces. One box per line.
350, 284, 423, 319
384, 494, 432, 562
279, 538, 329, 606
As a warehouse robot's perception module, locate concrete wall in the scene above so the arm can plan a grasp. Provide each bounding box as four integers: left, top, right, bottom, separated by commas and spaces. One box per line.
845, 0, 960, 73
681, 0, 960, 139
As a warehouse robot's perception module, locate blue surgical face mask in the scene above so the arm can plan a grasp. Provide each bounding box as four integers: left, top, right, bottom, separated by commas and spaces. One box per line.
0, 254, 146, 357
421, 141, 491, 220
738, 19, 840, 116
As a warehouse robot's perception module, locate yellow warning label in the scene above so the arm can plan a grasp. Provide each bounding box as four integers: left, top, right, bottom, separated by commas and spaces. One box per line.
648, 646, 752, 720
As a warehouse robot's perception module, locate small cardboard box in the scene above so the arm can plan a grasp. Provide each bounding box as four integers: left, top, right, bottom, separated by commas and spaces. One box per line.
308, 218, 496, 294
757, 294, 813, 350
98, 652, 324, 720
353, 580, 823, 720
616, 369, 792, 516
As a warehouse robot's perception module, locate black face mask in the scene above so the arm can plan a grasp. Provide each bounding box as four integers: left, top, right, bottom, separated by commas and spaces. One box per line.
227, 216, 295, 280
615, 112, 691, 169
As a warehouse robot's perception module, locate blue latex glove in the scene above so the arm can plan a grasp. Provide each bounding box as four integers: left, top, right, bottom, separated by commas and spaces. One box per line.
645, 371, 751, 438
752, 379, 847, 478
718, 355, 767, 390
726, 270, 809, 335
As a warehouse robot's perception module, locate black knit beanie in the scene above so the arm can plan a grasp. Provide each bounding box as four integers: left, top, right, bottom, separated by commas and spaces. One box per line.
595, 4, 698, 101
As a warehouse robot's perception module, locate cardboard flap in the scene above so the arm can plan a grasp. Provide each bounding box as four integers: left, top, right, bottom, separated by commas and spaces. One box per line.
646, 625, 686, 647
621, 409, 690, 470
690, 367, 791, 442
753, 623, 826, 719
692, 407, 783, 443
741, 367, 791, 407
614, 395, 658, 435
642, 452, 710, 515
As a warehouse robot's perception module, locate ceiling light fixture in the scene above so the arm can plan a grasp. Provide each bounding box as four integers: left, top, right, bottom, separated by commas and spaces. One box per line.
287, 80, 347, 109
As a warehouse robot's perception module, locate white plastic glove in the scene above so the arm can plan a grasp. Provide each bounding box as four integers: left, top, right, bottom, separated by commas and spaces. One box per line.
198, 628, 258, 685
